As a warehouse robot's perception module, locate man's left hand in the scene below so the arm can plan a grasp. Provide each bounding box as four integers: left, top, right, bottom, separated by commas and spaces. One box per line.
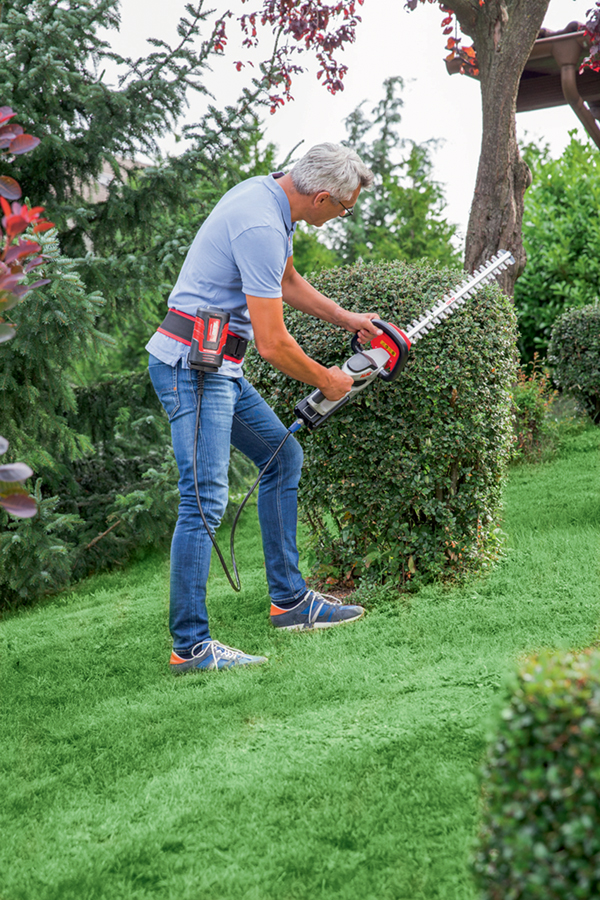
341, 311, 382, 345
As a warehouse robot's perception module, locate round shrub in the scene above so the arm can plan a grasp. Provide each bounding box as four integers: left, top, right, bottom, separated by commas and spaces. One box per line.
548, 304, 600, 425
474, 650, 600, 899
245, 260, 517, 587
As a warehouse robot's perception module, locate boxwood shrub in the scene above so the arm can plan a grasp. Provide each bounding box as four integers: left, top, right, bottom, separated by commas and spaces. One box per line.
474, 650, 600, 899
548, 304, 600, 425
245, 260, 517, 587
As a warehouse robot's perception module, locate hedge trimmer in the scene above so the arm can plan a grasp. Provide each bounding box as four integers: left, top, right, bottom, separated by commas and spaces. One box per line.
294, 248, 515, 430
190, 249, 515, 590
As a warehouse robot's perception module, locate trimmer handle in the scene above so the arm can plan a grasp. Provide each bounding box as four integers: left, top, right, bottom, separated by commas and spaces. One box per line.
351, 319, 411, 382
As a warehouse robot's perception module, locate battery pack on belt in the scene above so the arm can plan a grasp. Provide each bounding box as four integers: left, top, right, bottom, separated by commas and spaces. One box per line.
157, 308, 248, 363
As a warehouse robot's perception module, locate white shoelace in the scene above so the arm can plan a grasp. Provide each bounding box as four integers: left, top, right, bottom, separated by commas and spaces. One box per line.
305, 590, 343, 625
191, 640, 242, 664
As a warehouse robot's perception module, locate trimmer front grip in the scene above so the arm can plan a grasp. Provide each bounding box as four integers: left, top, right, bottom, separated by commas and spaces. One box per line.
351, 319, 411, 383
294, 391, 350, 430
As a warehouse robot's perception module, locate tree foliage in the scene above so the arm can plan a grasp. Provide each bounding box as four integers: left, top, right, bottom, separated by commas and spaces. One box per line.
0, 2, 276, 604
583, 1, 600, 71
218, 0, 551, 288
0, 104, 54, 519
330, 76, 458, 267
293, 78, 458, 277
237, 0, 365, 103
0, 0, 281, 322
514, 135, 600, 362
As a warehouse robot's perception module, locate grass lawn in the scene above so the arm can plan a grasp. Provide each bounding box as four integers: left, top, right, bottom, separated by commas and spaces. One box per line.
1, 425, 599, 900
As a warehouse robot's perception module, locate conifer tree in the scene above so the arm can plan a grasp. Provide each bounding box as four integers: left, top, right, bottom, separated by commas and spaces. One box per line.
331, 77, 458, 267
0, 0, 279, 315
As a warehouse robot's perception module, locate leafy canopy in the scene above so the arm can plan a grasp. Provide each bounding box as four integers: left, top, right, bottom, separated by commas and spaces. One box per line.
514, 134, 600, 361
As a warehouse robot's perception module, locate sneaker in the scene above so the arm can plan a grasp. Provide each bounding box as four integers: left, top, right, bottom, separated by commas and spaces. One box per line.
169, 640, 268, 674
270, 589, 365, 631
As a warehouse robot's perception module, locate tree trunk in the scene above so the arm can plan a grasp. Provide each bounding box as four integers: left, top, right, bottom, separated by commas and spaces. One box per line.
455, 0, 550, 294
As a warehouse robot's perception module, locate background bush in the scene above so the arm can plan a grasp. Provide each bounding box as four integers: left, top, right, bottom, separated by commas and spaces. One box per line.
514, 135, 600, 362
246, 259, 517, 588
548, 304, 600, 426
474, 650, 600, 899
511, 355, 558, 463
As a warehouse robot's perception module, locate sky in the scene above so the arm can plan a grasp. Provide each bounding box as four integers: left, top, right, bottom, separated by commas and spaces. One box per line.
110, 0, 594, 244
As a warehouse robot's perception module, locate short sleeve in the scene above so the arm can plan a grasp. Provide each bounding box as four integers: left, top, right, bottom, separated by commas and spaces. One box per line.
231, 225, 288, 299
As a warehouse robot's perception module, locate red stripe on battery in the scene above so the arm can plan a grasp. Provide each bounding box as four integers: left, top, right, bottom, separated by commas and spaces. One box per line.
192, 316, 205, 347
216, 323, 229, 354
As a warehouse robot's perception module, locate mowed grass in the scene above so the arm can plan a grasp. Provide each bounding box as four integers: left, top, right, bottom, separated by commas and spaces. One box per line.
1, 426, 599, 900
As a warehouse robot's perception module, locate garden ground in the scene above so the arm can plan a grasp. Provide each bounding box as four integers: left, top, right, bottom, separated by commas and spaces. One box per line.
1, 424, 599, 900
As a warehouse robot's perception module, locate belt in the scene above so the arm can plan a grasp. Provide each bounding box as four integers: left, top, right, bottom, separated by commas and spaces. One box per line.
157, 309, 248, 364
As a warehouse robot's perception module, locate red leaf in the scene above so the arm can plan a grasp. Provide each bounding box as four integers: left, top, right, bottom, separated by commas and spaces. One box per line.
8, 134, 41, 156
0, 123, 22, 137
0, 106, 16, 126
0, 492, 37, 518
23, 257, 44, 273
4, 215, 27, 239
3, 240, 42, 264
22, 278, 50, 292
0, 176, 22, 201
0, 274, 22, 293
32, 221, 54, 233
0, 462, 33, 482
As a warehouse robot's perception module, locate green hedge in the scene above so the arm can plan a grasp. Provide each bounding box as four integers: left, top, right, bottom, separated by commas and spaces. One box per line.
548, 304, 600, 425
245, 260, 517, 587
474, 650, 600, 899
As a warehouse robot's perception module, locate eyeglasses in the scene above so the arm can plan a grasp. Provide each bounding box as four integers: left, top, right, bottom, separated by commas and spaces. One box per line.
331, 196, 354, 218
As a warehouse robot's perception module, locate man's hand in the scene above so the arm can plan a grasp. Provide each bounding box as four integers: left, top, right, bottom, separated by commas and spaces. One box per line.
319, 365, 353, 401
339, 310, 382, 345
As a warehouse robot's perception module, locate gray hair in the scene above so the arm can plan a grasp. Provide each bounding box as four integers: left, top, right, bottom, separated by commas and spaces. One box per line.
290, 143, 374, 201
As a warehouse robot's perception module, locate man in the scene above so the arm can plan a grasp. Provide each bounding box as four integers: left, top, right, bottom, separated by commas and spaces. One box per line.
147, 142, 381, 673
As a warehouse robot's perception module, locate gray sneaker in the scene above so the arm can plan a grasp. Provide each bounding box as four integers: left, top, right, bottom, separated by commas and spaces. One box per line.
270, 589, 365, 631
170, 640, 268, 673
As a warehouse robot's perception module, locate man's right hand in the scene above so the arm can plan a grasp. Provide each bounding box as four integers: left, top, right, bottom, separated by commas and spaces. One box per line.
319, 365, 354, 401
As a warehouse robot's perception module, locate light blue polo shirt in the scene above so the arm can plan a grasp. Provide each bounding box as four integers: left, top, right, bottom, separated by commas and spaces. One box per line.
146, 172, 296, 377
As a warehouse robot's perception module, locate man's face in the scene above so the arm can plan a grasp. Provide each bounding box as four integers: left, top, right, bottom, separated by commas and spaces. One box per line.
309, 185, 361, 227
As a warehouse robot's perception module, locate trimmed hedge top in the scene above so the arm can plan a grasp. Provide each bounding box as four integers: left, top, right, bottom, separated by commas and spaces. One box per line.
245, 259, 517, 587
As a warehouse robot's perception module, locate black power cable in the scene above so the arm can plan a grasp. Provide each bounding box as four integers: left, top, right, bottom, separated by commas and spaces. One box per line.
192, 370, 299, 592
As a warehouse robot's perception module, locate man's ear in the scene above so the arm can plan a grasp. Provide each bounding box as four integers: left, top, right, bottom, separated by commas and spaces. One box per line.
313, 190, 331, 208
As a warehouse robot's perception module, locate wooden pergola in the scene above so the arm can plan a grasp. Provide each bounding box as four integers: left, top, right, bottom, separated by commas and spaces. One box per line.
447, 28, 600, 150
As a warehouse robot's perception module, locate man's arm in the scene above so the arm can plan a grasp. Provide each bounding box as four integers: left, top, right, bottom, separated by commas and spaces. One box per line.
281, 257, 382, 345
246, 294, 352, 401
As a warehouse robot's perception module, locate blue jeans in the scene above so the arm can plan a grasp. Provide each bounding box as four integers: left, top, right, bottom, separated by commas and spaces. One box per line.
148, 354, 307, 650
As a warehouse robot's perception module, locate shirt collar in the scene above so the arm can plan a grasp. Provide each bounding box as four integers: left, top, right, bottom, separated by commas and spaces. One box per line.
264, 172, 293, 233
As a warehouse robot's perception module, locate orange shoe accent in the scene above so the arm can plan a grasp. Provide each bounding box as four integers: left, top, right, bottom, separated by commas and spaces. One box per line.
269, 603, 287, 616
170, 651, 187, 664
